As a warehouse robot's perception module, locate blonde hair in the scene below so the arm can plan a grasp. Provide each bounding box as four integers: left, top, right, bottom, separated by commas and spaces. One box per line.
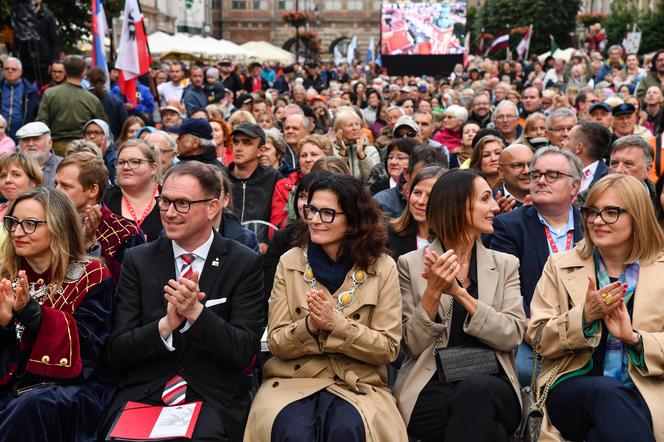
117, 139, 161, 184
578, 174, 664, 264
0, 152, 44, 187
1, 187, 86, 288
297, 134, 334, 157
227, 110, 256, 128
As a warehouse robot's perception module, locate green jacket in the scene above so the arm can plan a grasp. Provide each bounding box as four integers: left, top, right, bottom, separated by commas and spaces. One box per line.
37, 82, 108, 141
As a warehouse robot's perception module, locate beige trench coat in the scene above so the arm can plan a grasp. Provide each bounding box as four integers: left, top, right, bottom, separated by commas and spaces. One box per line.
529, 248, 664, 441
243, 247, 408, 442
392, 239, 526, 426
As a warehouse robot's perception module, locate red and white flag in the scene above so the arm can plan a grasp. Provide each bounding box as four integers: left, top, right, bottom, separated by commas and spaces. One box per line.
516, 25, 532, 60
485, 30, 509, 57
115, 0, 151, 107
463, 31, 471, 67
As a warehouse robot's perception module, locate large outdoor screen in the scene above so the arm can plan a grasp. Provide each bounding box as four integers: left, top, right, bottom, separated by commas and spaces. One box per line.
380, 0, 467, 56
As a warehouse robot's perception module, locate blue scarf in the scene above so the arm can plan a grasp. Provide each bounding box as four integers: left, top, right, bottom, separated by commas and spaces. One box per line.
594, 248, 639, 387
307, 243, 354, 294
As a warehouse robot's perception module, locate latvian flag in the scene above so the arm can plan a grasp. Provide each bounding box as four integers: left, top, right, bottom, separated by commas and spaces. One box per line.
485, 30, 510, 57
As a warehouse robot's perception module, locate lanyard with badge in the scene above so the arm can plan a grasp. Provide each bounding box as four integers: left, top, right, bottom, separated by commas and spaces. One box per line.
543, 226, 573, 253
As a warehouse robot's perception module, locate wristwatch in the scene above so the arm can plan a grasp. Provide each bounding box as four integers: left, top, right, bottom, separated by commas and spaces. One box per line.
631, 328, 643, 351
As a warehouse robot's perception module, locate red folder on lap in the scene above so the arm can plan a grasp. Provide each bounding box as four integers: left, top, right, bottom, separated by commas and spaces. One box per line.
108, 401, 202, 440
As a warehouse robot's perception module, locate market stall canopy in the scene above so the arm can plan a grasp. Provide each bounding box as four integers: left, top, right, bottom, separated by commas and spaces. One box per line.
147, 33, 257, 61
241, 41, 295, 64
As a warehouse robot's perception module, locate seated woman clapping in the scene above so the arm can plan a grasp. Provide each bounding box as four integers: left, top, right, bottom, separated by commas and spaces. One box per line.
393, 169, 526, 442
0, 187, 115, 440
529, 174, 664, 442
245, 175, 408, 442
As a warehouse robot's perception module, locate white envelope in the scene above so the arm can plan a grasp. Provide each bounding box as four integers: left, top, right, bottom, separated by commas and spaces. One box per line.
205, 298, 227, 307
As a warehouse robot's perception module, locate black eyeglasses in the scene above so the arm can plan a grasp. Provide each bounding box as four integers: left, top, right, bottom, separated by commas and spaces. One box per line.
115, 158, 154, 169
303, 204, 344, 223
156, 196, 215, 214
394, 131, 418, 139
3, 216, 47, 234
580, 206, 628, 225
528, 169, 575, 183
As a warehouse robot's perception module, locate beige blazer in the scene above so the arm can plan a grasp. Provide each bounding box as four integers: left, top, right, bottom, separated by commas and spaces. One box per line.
529, 248, 664, 441
392, 239, 526, 426
244, 247, 408, 442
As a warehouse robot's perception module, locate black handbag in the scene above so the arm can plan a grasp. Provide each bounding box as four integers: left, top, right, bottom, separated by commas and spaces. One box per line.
435, 344, 500, 383
513, 323, 567, 442
433, 298, 499, 383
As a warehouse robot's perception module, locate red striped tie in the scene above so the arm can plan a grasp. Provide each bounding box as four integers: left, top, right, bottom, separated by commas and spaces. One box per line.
162, 374, 187, 405
180, 253, 195, 280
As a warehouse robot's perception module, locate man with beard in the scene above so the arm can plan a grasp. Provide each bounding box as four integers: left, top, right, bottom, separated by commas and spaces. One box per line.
467, 90, 492, 128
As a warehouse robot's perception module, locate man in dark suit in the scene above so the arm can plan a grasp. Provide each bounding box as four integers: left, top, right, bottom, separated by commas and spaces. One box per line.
563, 120, 611, 207
103, 161, 264, 441
488, 146, 584, 386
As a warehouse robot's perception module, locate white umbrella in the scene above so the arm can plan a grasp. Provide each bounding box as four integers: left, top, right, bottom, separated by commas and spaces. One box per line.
241, 41, 295, 64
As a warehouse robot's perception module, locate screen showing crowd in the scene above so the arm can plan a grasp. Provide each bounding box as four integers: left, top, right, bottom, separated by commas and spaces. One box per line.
380, 0, 467, 56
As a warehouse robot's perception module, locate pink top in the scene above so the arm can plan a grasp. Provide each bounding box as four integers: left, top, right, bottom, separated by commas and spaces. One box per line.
0, 137, 16, 155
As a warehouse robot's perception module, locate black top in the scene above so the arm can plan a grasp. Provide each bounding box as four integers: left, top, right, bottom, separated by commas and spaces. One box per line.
446, 245, 482, 348
102, 186, 163, 242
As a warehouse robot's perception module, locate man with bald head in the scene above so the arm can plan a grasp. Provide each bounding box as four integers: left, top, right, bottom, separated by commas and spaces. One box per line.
282, 113, 310, 171
496, 144, 533, 207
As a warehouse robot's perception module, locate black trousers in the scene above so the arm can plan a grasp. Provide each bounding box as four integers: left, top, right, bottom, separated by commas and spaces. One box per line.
547, 375, 654, 442
271, 390, 366, 442
408, 374, 520, 442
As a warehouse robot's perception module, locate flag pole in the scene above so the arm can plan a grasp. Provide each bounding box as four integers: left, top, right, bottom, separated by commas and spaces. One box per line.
524, 24, 532, 61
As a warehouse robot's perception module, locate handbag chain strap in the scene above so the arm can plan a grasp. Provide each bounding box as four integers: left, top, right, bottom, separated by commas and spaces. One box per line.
432, 295, 455, 355
531, 321, 568, 409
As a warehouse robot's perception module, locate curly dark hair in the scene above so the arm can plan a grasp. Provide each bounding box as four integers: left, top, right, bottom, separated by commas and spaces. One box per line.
293, 174, 388, 271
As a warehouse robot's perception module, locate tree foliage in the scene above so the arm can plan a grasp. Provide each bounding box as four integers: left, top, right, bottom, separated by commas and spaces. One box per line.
475, 0, 581, 57
604, 0, 664, 54
0, 0, 124, 54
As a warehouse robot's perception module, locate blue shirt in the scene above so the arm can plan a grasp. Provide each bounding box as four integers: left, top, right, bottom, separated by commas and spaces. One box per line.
537, 206, 575, 255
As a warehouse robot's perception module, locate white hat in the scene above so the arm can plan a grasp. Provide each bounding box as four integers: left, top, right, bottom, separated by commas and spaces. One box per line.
393, 116, 420, 136
16, 121, 50, 139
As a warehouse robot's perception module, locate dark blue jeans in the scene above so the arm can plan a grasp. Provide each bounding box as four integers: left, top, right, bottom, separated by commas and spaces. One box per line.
547, 375, 654, 442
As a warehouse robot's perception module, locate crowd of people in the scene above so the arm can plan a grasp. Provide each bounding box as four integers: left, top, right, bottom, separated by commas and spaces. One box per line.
0, 36, 663, 442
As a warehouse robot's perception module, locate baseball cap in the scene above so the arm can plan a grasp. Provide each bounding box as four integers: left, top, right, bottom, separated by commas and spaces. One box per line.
235, 93, 254, 108
588, 102, 612, 114
612, 103, 636, 117
16, 122, 50, 139
231, 122, 266, 145
167, 118, 213, 140
393, 116, 420, 137
159, 105, 182, 117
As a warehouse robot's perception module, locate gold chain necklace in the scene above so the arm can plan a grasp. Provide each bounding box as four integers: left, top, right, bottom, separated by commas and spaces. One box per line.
303, 249, 367, 313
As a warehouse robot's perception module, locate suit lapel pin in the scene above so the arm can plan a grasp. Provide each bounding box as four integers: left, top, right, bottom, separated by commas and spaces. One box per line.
211, 257, 220, 267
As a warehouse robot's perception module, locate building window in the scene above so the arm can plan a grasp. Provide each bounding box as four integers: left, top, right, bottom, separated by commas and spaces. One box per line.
253, 0, 267, 9
231, 0, 247, 9
325, 0, 341, 9
277, 0, 294, 9
372, 0, 381, 10
347, 0, 363, 10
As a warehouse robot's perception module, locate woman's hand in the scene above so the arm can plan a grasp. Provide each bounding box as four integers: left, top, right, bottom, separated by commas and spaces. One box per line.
0, 278, 15, 327
421, 248, 460, 298
13, 271, 30, 312
582, 277, 626, 324
335, 129, 347, 156
356, 133, 367, 160
306, 290, 337, 332
604, 299, 639, 345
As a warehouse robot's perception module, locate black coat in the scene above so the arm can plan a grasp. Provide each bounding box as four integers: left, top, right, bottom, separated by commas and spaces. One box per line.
15, 5, 60, 65
103, 232, 265, 442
